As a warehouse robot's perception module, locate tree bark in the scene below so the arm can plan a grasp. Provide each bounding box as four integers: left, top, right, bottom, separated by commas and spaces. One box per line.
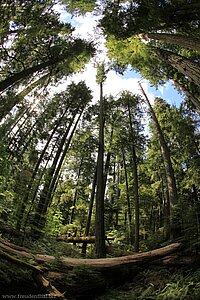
70, 157, 83, 224
139, 83, 179, 239
155, 48, 200, 88
31, 110, 82, 238
0, 40, 94, 93
82, 168, 97, 254
143, 33, 200, 52
0, 237, 183, 298
122, 149, 134, 245
95, 81, 106, 258
127, 101, 140, 252
57, 236, 114, 243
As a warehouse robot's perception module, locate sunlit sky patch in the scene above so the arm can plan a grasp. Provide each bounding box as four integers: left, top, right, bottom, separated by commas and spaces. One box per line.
53, 3, 184, 108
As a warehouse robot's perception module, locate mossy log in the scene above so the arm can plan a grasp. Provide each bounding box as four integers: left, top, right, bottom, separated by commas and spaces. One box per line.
0, 248, 67, 299
0, 237, 181, 268
0, 238, 184, 298
56, 235, 114, 243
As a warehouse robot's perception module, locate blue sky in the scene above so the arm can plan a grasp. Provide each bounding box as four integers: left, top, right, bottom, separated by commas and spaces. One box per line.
54, 4, 184, 108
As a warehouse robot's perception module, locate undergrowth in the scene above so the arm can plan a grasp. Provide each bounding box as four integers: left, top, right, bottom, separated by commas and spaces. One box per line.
96, 267, 200, 300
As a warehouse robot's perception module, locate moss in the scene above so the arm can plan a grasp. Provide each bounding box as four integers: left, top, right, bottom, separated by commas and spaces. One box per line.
52, 266, 106, 299
0, 259, 39, 295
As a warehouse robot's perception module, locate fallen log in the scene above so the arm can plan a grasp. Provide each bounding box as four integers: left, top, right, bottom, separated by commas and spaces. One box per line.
37, 243, 182, 268
0, 249, 67, 299
0, 238, 183, 298
0, 238, 182, 269
56, 235, 114, 243
151, 254, 196, 266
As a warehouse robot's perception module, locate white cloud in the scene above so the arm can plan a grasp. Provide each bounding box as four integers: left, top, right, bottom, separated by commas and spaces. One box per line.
52, 4, 157, 108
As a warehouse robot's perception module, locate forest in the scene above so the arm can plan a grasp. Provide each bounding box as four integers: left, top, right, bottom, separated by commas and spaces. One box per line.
0, 0, 200, 299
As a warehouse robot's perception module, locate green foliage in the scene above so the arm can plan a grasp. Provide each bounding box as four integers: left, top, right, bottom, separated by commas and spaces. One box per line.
64, 0, 96, 16
0, 259, 33, 288
101, 0, 200, 37
97, 268, 200, 300
96, 63, 107, 84
45, 202, 65, 236
106, 35, 165, 86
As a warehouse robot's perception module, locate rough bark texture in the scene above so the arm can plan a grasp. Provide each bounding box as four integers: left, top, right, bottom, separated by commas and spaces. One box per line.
156, 48, 200, 88
56, 236, 114, 243
0, 237, 185, 298
0, 237, 181, 269
144, 33, 200, 52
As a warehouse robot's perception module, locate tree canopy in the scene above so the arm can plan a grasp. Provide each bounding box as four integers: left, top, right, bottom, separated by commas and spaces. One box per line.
0, 0, 199, 269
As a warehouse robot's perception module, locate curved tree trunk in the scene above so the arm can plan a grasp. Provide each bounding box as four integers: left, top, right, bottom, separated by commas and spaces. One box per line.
0, 74, 49, 121
155, 48, 200, 88
143, 33, 200, 52
139, 83, 179, 239
31, 111, 80, 238
16, 102, 73, 231
0, 237, 183, 298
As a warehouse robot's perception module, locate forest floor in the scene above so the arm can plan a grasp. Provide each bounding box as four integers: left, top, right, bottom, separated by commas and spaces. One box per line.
0, 234, 200, 299
96, 266, 200, 300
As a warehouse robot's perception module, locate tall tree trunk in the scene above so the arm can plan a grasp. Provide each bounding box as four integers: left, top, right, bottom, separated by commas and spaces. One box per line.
0, 74, 48, 121
122, 149, 134, 245
143, 33, 200, 52
127, 101, 140, 252
139, 83, 179, 240
103, 127, 113, 190
48, 111, 83, 201
82, 168, 97, 254
0, 61, 51, 92
159, 68, 200, 114
155, 48, 200, 88
31, 110, 81, 238
30, 117, 77, 237
109, 159, 117, 227
95, 80, 106, 258
0, 40, 94, 92
173, 80, 200, 113
16, 103, 73, 231
70, 158, 83, 224
115, 161, 121, 228
6, 104, 35, 138
21, 137, 60, 237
